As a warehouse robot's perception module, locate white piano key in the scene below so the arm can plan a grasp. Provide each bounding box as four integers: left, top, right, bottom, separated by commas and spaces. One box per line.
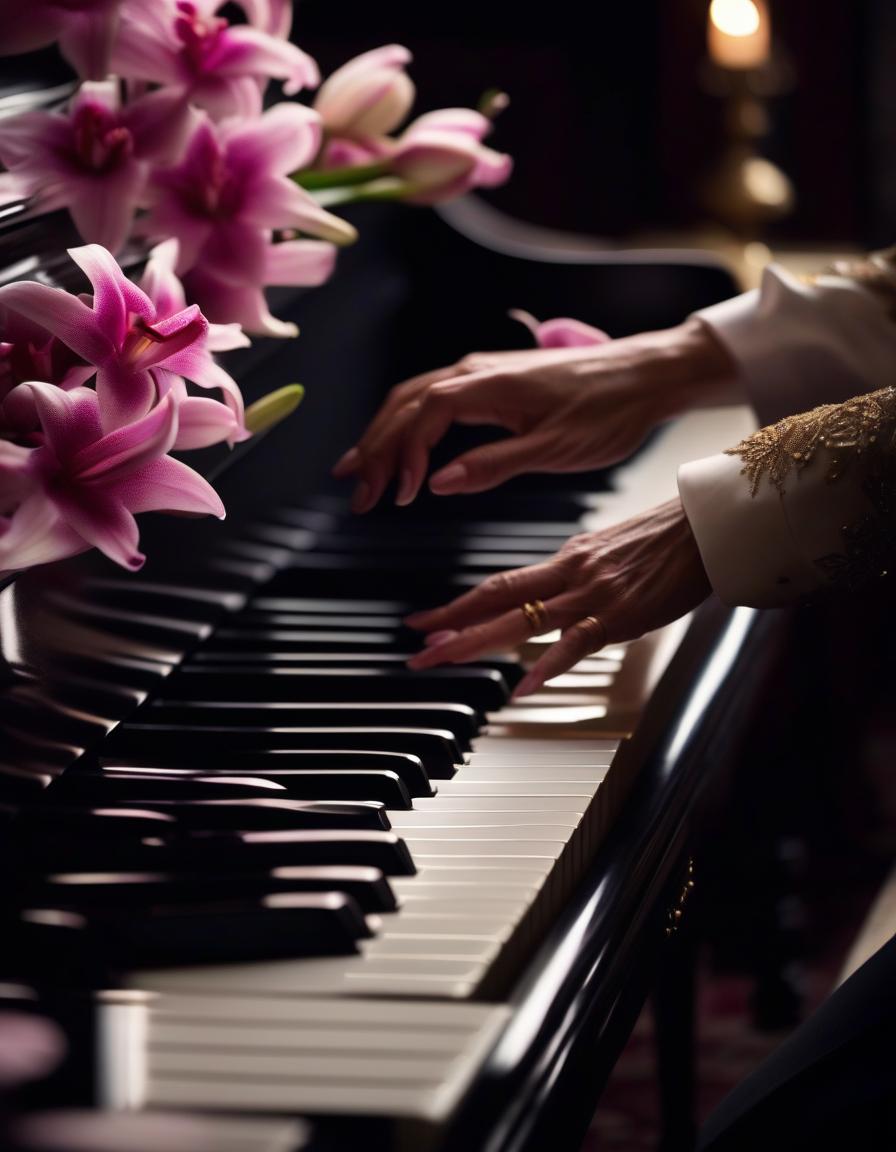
410, 795, 588, 814
374, 911, 526, 933
451, 765, 606, 782
434, 780, 597, 797
404, 838, 566, 858
470, 737, 620, 756
362, 937, 503, 962
389, 811, 581, 829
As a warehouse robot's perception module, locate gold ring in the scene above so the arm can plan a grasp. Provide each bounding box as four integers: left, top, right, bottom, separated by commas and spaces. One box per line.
577, 615, 606, 642
520, 599, 549, 634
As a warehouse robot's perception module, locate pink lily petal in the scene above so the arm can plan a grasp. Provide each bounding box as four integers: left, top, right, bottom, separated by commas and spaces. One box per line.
509, 310, 611, 348
71, 393, 178, 483
191, 75, 264, 123
405, 108, 491, 141
68, 245, 156, 342
196, 221, 267, 286
94, 362, 158, 431
241, 177, 357, 244
0, 440, 35, 510
206, 321, 250, 352
162, 351, 245, 424
57, 4, 120, 79
53, 486, 144, 570
68, 162, 146, 256
118, 454, 226, 517
0, 491, 88, 572
225, 103, 323, 181
23, 383, 103, 461
121, 86, 192, 162
172, 395, 241, 449
183, 266, 297, 337
0, 282, 110, 365
263, 240, 336, 286
111, 6, 185, 87
140, 239, 187, 318
214, 26, 319, 94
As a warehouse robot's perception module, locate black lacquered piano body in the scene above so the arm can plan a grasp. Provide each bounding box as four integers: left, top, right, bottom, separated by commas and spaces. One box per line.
0, 194, 768, 1152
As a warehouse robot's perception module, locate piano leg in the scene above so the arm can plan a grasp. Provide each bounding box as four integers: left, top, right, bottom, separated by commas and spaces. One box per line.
653, 890, 698, 1152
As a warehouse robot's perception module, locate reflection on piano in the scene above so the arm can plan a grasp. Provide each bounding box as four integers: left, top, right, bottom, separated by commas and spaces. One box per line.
1, 178, 770, 1152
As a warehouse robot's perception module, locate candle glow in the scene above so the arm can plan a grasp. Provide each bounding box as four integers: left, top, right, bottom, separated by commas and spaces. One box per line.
708, 0, 770, 70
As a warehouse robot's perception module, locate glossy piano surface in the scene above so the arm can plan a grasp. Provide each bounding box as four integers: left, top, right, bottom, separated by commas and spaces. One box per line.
0, 189, 769, 1152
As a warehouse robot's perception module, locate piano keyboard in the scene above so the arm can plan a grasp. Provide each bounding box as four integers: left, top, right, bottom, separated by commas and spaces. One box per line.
0, 406, 755, 1148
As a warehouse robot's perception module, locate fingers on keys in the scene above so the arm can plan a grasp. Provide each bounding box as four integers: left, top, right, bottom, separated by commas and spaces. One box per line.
513, 615, 609, 697
404, 562, 566, 633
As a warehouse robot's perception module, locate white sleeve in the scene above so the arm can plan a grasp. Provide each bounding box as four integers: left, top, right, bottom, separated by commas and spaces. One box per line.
677, 389, 896, 609
694, 252, 896, 426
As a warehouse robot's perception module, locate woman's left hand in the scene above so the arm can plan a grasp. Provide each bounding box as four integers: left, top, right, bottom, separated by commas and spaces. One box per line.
406, 497, 711, 696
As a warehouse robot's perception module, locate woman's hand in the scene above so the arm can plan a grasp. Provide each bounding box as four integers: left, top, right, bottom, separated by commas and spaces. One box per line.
333, 317, 738, 513
405, 497, 712, 696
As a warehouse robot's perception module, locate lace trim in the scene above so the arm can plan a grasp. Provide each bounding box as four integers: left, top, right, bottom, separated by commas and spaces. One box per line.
725, 386, 896, 495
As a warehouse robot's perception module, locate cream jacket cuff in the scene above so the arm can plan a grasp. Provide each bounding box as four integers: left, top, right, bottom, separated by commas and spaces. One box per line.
695, 264, 896, 425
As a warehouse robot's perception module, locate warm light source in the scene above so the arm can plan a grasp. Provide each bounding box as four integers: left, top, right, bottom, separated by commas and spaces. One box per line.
709, 0, 760, 38
708, 0, 770, 70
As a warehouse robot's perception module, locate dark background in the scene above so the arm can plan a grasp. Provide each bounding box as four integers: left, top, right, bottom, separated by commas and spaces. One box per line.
295, 0, 896, 246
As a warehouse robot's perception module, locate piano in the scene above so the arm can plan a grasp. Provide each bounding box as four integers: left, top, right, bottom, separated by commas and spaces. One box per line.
1, 150, 770, 1152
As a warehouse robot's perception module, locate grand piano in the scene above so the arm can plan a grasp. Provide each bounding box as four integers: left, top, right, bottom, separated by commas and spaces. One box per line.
0, 126, 770, 1151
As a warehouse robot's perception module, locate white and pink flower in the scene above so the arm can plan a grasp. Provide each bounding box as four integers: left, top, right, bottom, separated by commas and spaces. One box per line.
0, 0, 121, 79
387, 108, 513, 204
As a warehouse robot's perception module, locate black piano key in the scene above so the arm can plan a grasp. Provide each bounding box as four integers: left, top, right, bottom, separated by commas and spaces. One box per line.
183, 649, 525, 689
12, 892, 367, 965
46, 772, 290, 804
14, 829, 417, 876
107, 798, 392, 832
147, 700, 479, 744
9, 806, 181, 839
18, 864, 397, 913
202, 628, 402, 651
105, 725, 459, 782
163, 665, 510, 711
100, 764, 416, 808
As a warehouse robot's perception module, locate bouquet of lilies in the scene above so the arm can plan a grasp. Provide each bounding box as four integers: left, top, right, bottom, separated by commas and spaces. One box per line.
0, 0, 512, 575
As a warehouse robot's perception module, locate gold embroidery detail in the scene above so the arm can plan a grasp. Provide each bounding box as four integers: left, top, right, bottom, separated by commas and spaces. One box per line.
803, 246, 896, 318
726, 387, 896, 495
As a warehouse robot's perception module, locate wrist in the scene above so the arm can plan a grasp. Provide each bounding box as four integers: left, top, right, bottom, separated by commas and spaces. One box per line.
636, 317, 743, 421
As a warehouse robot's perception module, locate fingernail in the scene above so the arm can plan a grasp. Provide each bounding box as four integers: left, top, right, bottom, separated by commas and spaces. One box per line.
395, 469, 416, 506
429, 462, 467, 493
350, 481, 371, 514
332, 447, 360, 476
513, 673, 540, 699
425, 629, 457, 646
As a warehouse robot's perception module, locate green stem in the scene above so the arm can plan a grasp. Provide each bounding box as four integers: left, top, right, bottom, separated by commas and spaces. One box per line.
311, 178, 411, 208
293, 162, 390, 190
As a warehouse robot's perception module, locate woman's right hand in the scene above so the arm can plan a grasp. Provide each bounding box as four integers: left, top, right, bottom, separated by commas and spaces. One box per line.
333, 316, 739, 512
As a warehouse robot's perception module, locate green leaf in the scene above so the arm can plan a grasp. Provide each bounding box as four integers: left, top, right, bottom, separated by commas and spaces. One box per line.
244, 384, 305, 435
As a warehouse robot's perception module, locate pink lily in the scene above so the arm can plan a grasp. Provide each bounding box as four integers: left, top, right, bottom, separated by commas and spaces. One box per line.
315, 45, 415, 156
0, 0, 120, 79
509, 309, 611, 348
111, 0, 318, 121
237, 0, 291, 38
388, 108, 512, 204
144, 107, 352, 334
139, 239, 249, 446
0, 245, 213, 432
0, 81, 189, 254
0, 385, 224, 574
